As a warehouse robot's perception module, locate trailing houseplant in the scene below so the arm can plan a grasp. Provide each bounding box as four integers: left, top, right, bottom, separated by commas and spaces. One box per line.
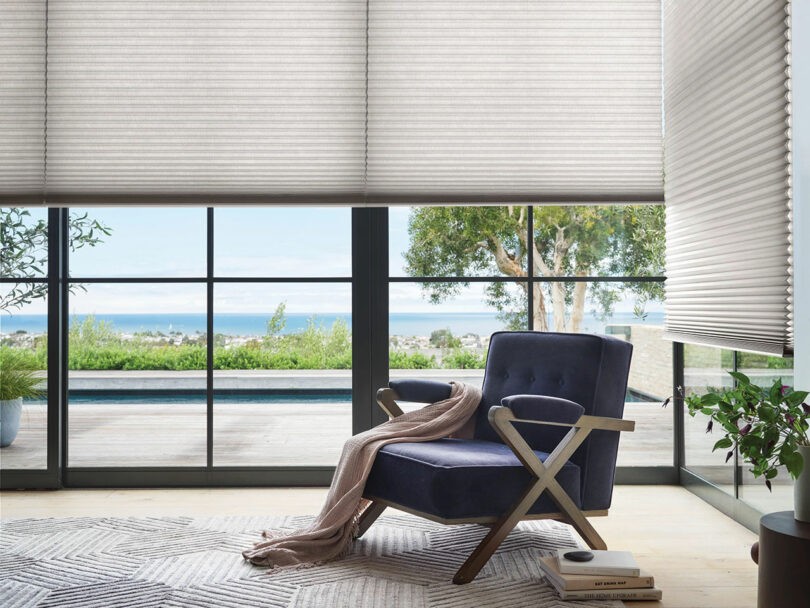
0, 349, 45, 447
685, 372, 810, 521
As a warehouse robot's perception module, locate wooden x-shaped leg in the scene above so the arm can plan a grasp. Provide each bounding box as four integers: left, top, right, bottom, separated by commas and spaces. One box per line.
453, 409, 604, 584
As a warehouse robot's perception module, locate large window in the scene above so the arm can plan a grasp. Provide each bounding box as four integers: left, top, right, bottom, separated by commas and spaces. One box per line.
388, 205, 671, 469
1, 208, 49, 472
3, 205, 670, 488
59, 208, 353, 472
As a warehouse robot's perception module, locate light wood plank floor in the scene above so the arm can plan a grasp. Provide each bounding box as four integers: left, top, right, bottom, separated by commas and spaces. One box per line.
0, 486, 758, 608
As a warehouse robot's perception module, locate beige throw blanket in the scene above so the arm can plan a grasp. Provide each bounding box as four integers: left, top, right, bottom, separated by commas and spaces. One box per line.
242, 381, 482, 570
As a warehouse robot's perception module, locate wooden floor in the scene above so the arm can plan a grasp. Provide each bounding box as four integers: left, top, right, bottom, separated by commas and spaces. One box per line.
0, 485, 758, 608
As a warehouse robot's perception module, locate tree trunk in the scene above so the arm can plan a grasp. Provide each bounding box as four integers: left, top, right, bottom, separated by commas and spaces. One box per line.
550, 283, 567, 331
532, 282, 548, 331
568, 278, 588, 333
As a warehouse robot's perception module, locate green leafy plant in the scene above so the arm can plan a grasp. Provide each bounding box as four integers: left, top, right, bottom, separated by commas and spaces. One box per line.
0, 349, 45, 401
685, 373, 810, 490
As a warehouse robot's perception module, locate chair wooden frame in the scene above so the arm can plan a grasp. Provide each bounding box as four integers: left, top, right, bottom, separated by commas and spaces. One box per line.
359, 387, 635, 585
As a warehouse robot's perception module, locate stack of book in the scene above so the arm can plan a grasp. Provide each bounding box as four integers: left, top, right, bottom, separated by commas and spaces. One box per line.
538, 549, 662, 602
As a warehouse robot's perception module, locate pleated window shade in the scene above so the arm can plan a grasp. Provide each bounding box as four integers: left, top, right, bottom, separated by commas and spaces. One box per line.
367, 0, 664, 204
0, 0, 664, 206
0, 0, 46, 202
662, 0, 793, 355
44, 0, 366, 205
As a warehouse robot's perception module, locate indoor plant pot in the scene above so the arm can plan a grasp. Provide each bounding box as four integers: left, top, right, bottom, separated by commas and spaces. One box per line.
796, 444, 810, 523
0, 397, 23, 447
0, 349, 44, 449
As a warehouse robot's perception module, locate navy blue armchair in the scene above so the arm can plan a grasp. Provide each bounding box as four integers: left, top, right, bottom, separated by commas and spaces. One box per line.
359, 331, 635, 584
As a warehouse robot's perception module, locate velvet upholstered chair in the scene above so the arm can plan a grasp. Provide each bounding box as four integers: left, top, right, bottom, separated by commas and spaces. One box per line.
358, 331, 635, 584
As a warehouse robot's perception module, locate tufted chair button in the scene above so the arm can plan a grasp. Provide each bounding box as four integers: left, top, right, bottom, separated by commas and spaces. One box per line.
503, 372, 510, 379
558, 377, 565, 386
529, 376, 535, 382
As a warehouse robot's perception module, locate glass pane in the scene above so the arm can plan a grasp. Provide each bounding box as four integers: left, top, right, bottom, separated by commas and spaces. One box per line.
389, 282, 526, 412
67, 284, 206, 466
1, 207, 48, 278
69, 208, 206, 277
683, 344, 735, 491
530, 205, 666, 278
215, 208, 351, 277
389, 206, 528, 277
213, 283, 352, 465
532, 281, 671, 466
1, 286, 48, 470
738, 353, 796, 513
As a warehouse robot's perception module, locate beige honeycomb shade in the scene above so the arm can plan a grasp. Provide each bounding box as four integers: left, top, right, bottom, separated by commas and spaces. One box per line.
0, 0, 46, 202
1, 0, 664, 206
662, 0, 793, 355
367, 0, 664, 205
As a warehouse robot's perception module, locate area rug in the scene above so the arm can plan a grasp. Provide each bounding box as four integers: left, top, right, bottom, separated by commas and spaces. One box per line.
0, 514, 623, 607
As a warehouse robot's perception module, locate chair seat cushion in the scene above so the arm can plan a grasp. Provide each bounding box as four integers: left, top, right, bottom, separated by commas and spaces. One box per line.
363, 438, 582, 521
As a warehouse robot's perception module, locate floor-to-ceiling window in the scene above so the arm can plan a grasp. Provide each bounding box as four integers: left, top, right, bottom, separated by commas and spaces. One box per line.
212, 208, 352, 467
2, 205, 672, 487
66, 208, 208, 467
0, 208, 49, 473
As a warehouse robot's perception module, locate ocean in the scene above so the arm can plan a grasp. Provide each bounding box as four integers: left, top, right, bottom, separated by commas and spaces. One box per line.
1, 311, 664, 337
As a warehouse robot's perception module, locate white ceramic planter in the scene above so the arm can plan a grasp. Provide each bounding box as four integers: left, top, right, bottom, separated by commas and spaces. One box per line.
0, 397, 23, 447
796, 444, 810, 523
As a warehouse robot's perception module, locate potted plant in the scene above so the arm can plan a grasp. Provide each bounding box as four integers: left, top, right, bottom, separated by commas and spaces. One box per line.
0, 349, 45, 447
685, 372, 810, 521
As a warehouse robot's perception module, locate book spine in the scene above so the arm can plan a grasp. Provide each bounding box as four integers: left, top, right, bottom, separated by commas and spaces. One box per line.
565, 576, 655, 591
559, 589, 663, 601
558, 566, 641, 577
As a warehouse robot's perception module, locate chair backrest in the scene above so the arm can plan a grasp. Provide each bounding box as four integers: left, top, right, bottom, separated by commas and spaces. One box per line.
473, 331, 633, 511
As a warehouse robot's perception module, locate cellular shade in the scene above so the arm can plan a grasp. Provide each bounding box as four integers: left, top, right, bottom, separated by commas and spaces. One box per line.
45, 0, 367, 205
0, 0, 664, 206
367, 0, 664, 204
0, 0, 46, 202
662, 0, 793, 355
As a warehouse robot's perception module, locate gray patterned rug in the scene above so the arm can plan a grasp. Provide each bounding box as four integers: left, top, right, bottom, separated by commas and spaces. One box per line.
0, 514, 623, 607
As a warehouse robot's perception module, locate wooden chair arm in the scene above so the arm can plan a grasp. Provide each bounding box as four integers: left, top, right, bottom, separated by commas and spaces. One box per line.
489, 406, 635, 433
376, 387, 405, 418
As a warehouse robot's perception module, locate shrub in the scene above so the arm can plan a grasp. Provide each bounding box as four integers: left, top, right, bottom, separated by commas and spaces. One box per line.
389, 350, 436, 369
442, 349, 485, 369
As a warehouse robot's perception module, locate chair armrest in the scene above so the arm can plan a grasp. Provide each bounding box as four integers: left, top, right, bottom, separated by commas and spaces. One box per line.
376, 379, 453, 419
489, 405, 635, 433
500, 394, 585, 426
389, 379, 453, 403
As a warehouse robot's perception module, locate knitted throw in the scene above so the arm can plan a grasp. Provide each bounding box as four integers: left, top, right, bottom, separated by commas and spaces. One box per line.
242, 381, 482, 570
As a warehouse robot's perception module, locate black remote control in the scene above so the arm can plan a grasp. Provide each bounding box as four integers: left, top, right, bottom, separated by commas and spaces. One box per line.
563, 550, 595, 562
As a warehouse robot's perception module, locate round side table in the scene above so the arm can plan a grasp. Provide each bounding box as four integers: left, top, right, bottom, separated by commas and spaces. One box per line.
757, 511, 810, 608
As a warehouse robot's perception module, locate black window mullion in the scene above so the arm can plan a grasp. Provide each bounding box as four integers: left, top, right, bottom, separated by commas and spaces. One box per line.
206, 208, 214, 471
353, 208, 389, 435
59, 209, 70, 479
46, 208, 65, 487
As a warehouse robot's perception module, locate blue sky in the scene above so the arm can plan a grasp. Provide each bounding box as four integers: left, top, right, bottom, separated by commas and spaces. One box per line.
3, 207, 663, 317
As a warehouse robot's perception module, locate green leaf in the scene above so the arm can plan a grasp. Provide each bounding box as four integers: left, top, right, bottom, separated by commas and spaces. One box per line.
729, 371, 751, 386
713, 438, 733, 451
782, 450, 804, 479
701, 393, 721, 406
786, 391, 809, 406
770, 381, 783, 405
